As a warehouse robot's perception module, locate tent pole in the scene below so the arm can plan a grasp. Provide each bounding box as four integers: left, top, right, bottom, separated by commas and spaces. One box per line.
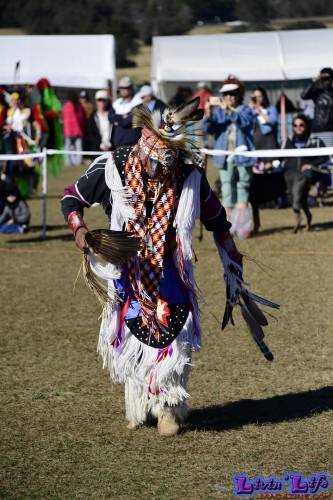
280, 85, 287, 143
41, 148, 48, 240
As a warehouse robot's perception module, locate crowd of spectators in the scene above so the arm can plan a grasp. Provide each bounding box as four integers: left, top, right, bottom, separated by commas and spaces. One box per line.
0, 67, 332, 235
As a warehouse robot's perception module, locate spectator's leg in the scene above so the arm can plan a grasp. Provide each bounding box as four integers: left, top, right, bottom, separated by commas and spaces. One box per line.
236, 165, 253, 207
64, 137, 72, 167
72, 137, 83, 166
219, 159, 236, 219
292, 179, 304, 233
252, 203, 260, 234
299, 177, 312, 230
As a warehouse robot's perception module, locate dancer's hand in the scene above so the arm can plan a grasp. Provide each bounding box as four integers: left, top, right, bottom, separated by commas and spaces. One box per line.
75, 226, 88, 252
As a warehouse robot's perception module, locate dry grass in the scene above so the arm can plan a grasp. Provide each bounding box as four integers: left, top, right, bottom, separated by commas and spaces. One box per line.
0, 161, 333, 499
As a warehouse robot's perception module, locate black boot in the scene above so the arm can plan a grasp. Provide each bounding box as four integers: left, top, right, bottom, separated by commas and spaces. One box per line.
293, 211, 302, 233
304, 209, 312, 231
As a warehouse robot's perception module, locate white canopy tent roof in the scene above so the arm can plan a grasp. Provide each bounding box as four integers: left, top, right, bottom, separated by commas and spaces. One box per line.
152, 29, 333, 101
0, 35, 116, 90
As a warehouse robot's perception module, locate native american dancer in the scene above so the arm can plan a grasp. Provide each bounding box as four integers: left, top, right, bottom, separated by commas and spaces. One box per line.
61, 98, 278, 436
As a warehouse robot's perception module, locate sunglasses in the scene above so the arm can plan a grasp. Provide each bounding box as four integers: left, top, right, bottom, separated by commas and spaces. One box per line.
223, 91, 238, 96
293, 122, 306, 128
96, 98, 107, 102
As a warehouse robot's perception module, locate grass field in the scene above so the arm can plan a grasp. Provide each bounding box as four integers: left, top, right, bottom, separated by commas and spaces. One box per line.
1, 161, 333, 499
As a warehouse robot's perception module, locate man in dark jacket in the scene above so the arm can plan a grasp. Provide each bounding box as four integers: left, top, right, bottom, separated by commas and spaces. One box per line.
301, 67, 333, 146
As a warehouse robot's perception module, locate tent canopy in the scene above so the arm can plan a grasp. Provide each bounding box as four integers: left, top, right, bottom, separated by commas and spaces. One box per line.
152, 29, 333, 98
0, 35, 116, 89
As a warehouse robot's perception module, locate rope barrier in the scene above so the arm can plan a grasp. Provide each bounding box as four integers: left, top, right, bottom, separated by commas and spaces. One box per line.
1, 146, 333, 161
201, 146, 333, 158
1, 146, 332, 241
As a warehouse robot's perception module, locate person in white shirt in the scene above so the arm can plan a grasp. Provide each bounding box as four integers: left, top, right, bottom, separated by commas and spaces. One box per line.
85, 90, 112, 152
109, 77, 142, 147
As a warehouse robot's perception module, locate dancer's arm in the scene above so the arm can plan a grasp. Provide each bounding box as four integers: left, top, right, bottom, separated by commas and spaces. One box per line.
61, 156, 110, 250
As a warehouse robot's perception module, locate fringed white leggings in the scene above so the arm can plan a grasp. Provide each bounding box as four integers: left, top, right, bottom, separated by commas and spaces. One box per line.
124, 364, 191, 425
98, 312, 197, 425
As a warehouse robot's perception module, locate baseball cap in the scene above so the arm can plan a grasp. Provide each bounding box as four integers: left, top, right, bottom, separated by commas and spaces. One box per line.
118, 76, 133, 88
137, 85, 153, 98
95, 89, 108, 100
219, 83, 239, 93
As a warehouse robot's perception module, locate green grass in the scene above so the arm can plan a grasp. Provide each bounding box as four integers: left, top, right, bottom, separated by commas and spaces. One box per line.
1, 161, 333, 499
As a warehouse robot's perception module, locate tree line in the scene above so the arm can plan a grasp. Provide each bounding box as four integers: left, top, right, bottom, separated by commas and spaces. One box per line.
1, 0, 332, 66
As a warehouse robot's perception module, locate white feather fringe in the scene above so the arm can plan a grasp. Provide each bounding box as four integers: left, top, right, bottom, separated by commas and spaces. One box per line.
174, 168, 202, 343
105, 152, 135, 231
94, 165, 206, 424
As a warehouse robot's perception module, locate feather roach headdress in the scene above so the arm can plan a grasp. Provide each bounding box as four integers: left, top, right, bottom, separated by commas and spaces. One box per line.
132, 97, 204, 152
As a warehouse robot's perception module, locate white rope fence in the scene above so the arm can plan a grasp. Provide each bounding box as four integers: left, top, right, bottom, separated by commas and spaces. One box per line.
0, 146, 332, 240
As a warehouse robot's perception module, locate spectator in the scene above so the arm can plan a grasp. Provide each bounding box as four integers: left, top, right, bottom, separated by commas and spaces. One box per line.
249, 86, 278, 171
85, 90, 112, 152
79, 90, 94, 118
136, 85, 166, 114
192, 82, 212, 110
0, 181, 30, 234
202, 77, 256, 224
109, 77, 142, 147
0, 88, 9, 155
6, 92, 31, 136
276, 93, 297, 144
282, 113, 328, 233
36, 78, 64, 176
301, 67, 333, 146
62, 91, 86, 166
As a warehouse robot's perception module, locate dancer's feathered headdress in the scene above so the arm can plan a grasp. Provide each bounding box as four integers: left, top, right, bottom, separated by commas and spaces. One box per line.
132, 97, 204, 152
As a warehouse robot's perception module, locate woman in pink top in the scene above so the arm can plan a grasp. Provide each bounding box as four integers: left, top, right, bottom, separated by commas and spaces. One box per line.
62, 92, 86, 166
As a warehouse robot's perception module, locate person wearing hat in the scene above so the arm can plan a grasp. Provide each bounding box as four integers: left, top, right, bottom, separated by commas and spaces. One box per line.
202, 77, 256, 225
84, 89, 112, 152
108, 77, 143, 148
137, 85, 166, 114
301, 67, 333, 147
61, 97, 277, 435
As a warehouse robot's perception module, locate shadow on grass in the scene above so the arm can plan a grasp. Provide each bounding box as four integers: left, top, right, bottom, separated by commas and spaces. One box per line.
5, 224, 72, 244
186, 386, 333, 432
7, 233, 73, 244
255, 220, 333, 237
28, 224, 68, 232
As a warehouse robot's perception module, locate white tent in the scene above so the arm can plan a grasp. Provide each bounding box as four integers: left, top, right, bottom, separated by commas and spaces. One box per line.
0, 34, 116, 90
152, 29, 333, 101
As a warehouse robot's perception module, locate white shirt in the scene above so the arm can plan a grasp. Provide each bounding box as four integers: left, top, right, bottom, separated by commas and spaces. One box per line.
112, 94, 143, 115
96, 111, 111, 148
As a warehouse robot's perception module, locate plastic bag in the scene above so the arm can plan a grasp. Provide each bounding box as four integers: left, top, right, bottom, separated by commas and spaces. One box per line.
230, 205, 254, 240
